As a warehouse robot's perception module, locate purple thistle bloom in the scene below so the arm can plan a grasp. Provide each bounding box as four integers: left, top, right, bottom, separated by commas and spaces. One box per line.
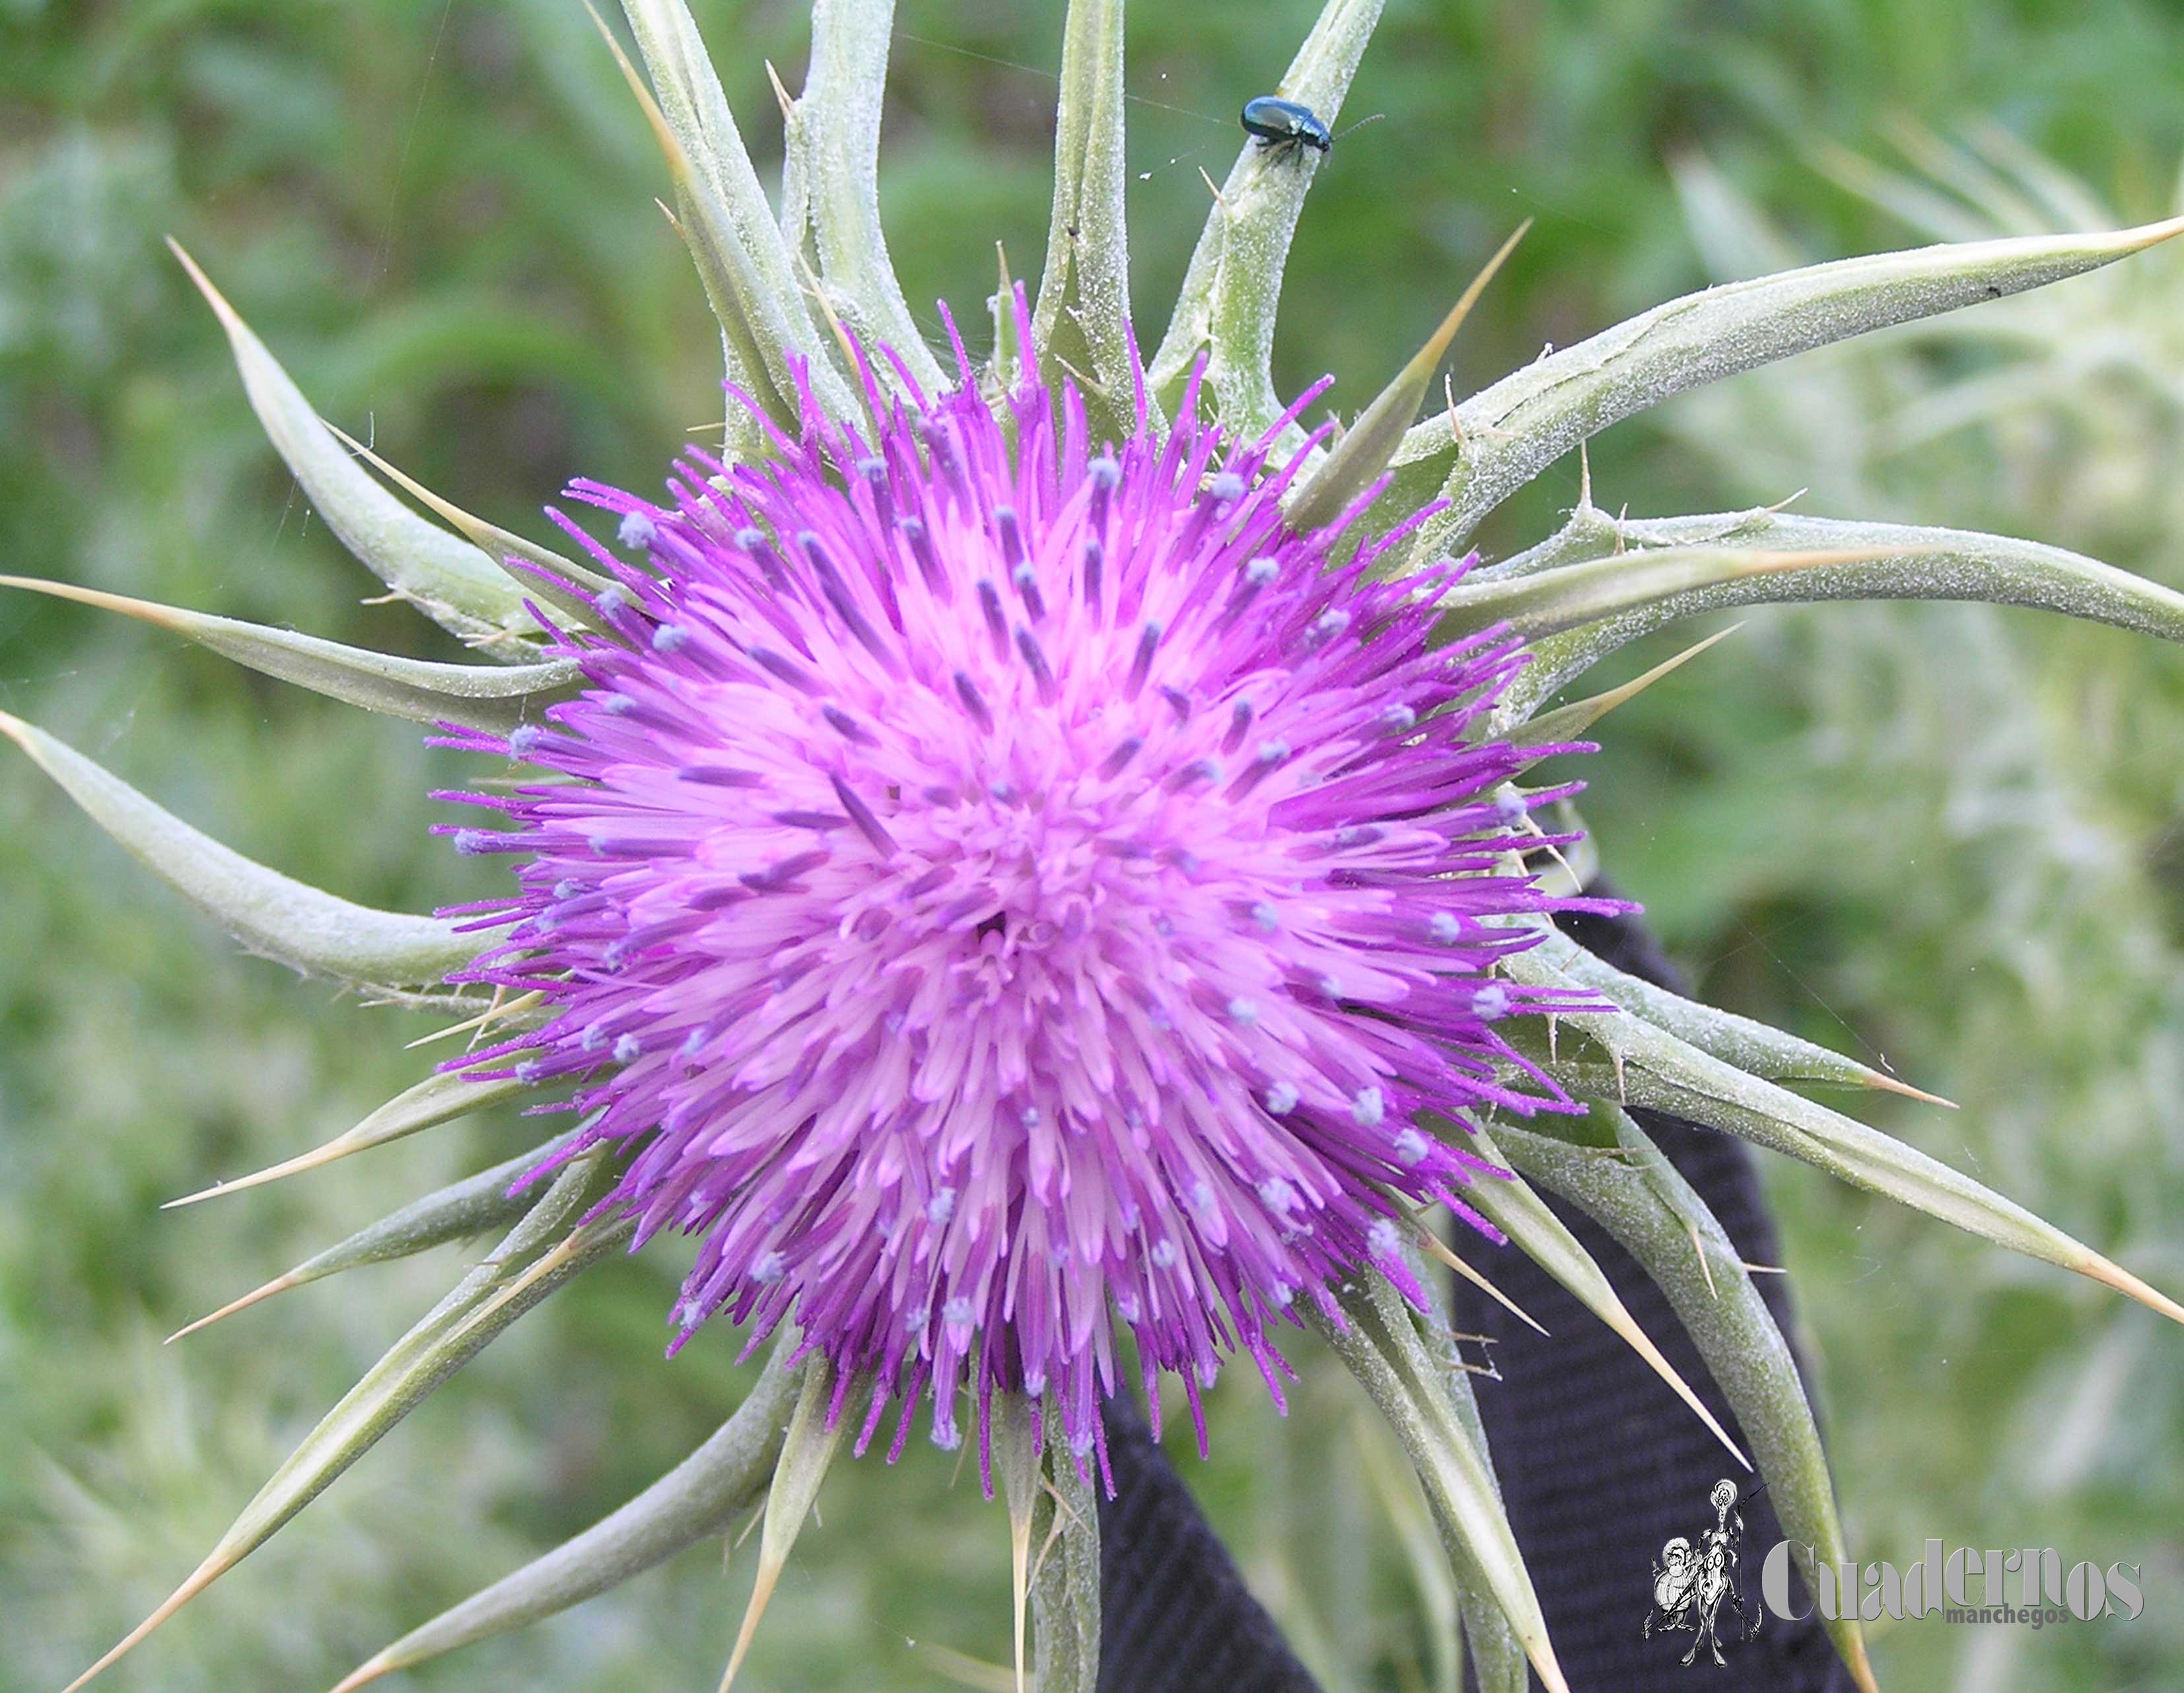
440, 316, 1605, 1469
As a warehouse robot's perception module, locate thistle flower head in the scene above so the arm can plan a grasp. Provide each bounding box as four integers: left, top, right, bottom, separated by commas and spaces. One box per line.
440, 316, 1590, 1460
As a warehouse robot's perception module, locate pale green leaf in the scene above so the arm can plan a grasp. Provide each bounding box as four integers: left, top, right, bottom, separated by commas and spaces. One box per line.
167, 1132, 582, 1343
1311, 1273, 1569, 1693
322, 420, 614, 630
0, 713, 481, 991
799, 0, 947, 394
1145, 0, 1386, 442
719, 1354, 846, 1690
1436, 544, 1909, 644
1500, 953, 2184, 1328
1029, 1402, 1102, 1693
1492, 505, 2184, 720
0, 576, 578, 733
330, 1344, 802, 1690
1031, 0, 1138, 439
994, 1391, 1039, 1693
1393, 213, 2184, 559
164, 1069, 531, 1209
1506, 624, 1742, 761
612, 0, 859, 442
1404, 1286, 1526, 1693
1456, 1121, 1749, 1469
771, 58, 816, 265
1283, 223, 1528, 536
1526, 924, 1950, 1103
168, 242, 538, 652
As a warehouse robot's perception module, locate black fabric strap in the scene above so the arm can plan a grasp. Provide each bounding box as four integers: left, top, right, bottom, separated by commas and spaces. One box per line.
1097, 899, 1853, 1692
1097, 1391, 1322, 1693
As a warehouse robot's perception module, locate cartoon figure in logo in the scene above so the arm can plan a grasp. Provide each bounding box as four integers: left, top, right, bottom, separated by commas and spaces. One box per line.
1644, 1477, 1762, 1666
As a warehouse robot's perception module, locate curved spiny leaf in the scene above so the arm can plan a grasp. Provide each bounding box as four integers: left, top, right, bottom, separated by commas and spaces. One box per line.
799, 0, 947, 393
1146, 0, 1386, 442
1391, 212, 2184, 561
168, 242, 540, 652
1491, 506, 2184, 720
168, 1132, 581, 1343
165, 1069, 532, 1209
719, 1354, 846, 1690
1491, 1112, 1878, 1693
1032, 0, 1137, 440
330, 1344, 803, 1690
1436, 545, 1911, 644
612, 0, 860, 442
0, 576, 578, 733
62, 1156, 626, 1693
995, 1393, 1039, 1693
1501, 953, 2184, 1327
1506, 625, 1741, 763
1311, 1272, 1570, 1693
1528, 924, 1950, 1103
0, 713, 480, 991
1454, 1121, 1750, 1469
321, 421, 614, 629
1284, 222, 1528, 536
1402, 1271, 1527, 1693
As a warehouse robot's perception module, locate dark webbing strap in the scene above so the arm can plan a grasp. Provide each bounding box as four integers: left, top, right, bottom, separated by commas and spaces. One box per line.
1096, 1390, 1321, 1693
1096, 899, 1853, 1692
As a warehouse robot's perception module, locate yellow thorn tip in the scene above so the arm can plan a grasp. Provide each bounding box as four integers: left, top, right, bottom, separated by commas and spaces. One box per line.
1865, 1070, 1957, 1109
1414, 1226, 1549, 1337
2087, 1257, 2184, 1329
1615, 1315, 1750, 1470
165, 1272, 302, 1343
716, 1556, 783, 1693
162, 1134, 363, 1208
59, 1552, 228, 1693
325, 1652, 396, 1693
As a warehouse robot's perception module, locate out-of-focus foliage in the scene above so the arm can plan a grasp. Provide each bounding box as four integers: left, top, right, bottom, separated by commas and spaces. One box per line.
2, 3, 2181, 1690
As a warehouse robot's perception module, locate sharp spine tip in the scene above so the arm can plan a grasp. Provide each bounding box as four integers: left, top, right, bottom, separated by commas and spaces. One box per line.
166, 1272, 304, 1344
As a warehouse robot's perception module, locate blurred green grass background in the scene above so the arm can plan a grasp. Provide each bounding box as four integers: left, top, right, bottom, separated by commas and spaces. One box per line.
4, 1, 2183, 1688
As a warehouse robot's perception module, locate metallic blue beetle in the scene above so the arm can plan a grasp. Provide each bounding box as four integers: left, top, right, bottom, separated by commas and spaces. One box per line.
1240, 95, 1333, 162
